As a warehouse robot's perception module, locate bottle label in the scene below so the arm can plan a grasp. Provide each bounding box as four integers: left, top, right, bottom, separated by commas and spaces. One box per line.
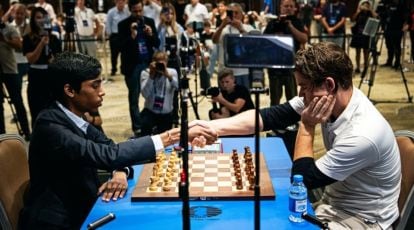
295, 199, 307, 212
289, 198, 307, 213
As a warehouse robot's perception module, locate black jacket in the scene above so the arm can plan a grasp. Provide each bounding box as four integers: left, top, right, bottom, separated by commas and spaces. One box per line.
20, 103, 156, 229
118, 16, 160, 76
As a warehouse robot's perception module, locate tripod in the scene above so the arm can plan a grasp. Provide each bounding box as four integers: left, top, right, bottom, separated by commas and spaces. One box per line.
63, 16, 82, 52
179, 38, 201, 120
1, 83, 24, 137
359, 24, 412, 103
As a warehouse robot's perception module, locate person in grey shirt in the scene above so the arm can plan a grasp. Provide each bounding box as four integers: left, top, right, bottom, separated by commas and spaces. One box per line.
105, 0, 130, 76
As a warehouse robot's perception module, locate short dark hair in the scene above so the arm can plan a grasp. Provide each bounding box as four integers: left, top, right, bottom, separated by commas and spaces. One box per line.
218, 68, 234, 81
128, 0, 143, 9
48, 52, 101, 103
295, 42, 353, 91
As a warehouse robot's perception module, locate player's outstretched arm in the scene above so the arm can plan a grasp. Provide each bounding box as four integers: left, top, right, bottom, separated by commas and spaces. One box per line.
189, 109, 264, 137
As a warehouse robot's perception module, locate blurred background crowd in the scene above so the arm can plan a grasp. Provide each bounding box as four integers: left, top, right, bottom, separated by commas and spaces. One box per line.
0, 0, 413, 141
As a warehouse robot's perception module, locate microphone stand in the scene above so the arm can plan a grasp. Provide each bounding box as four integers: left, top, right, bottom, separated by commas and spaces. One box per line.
250, 69, 269, 230
179, 68, 190, 230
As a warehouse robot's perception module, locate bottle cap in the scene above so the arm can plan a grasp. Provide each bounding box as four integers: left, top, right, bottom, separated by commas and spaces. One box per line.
293, 174, 303, 182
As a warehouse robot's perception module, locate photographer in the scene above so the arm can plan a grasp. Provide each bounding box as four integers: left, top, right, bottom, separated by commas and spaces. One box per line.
208, 68, 254, 120
212, 3, 254, 89
140, 51, 178, 136
350, 0, 377, 74
118, 0, 160, 138
22, 7, 62, 126
0, 4, 31, 139
379, 0, 407, 69
264, 0, 307, 106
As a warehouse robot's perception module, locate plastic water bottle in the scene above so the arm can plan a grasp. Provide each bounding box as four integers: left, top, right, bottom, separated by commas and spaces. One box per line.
289, 174, 307, 223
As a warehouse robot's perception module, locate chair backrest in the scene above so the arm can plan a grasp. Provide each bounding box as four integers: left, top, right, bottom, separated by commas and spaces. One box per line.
0, 134, 29, 230
395, 130, 414, 230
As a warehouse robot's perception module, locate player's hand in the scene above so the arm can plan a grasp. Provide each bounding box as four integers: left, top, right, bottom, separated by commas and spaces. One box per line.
188, 122, 218, 146
98, 171, 128, 202
301, 95, 335, 127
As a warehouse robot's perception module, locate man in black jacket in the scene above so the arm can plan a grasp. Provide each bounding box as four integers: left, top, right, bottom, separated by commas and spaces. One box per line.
19, 52, 216, 229
118, 0, 160, 137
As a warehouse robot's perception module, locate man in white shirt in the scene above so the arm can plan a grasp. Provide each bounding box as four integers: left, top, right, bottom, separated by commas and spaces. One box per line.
35, 0, 56, 21
143, 0, 162, 29
75, 0, 100, 57
105, 0, 130, 76
184, 0, 209, 34
189, 42, 401, 229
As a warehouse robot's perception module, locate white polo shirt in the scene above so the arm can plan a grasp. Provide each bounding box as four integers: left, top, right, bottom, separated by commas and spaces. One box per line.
315, 88, 401, 229
75, 7, 96, 37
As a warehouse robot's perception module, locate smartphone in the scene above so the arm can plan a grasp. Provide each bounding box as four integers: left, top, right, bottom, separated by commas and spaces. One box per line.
226, 10, 233, 20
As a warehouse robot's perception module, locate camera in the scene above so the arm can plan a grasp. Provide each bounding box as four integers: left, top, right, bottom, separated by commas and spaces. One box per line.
62, 0, 76, 17
264, 15, 296, 34
226, 10, 233, 20
205, 87, 220, 97
155, 62, 165, 72
133, 18, 145, 32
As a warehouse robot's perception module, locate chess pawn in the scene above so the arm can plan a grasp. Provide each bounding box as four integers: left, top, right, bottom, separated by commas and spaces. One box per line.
236, 179, 243, 190
164, 177, 172, 185
235, 167, 241, 174
235, 171, 242, 178
249, 184, 254, 190
168, 162, 174, 169
248, 175, 255, 185
234, 162, 240, 169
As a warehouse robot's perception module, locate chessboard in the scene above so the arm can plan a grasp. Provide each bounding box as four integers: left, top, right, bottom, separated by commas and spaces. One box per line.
132, 147, 276, 201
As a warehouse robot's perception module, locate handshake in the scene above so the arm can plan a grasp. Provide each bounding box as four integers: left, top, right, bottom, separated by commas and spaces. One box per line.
188, 120, 218, 147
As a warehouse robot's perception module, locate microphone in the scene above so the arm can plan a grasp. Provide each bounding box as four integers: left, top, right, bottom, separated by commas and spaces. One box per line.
87, 213, 116, 229
45, 44, 49, 56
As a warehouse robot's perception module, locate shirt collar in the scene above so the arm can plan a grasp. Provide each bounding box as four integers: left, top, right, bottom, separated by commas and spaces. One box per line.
56, 101, 89, 134
323, 87, 360, 134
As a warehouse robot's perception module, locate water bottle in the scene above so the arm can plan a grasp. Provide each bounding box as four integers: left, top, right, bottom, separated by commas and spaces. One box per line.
289, 174, 307, 223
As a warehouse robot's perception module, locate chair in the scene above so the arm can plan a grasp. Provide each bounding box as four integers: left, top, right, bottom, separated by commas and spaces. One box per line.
394, 130, 414, 230
0, 134, 29, 230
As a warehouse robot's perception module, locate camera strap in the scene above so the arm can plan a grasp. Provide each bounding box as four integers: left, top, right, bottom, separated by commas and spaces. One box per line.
152, 77, 167, 112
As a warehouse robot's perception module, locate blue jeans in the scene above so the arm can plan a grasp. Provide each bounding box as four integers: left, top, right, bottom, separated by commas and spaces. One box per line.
124, 63, 146, 132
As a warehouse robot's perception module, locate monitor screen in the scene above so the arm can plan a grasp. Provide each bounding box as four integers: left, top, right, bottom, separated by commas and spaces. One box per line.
223, 34, 295, 69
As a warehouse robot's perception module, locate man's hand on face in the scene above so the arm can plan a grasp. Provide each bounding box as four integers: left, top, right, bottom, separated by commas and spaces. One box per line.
301, 95, 336, 127
98, 170, 128, 202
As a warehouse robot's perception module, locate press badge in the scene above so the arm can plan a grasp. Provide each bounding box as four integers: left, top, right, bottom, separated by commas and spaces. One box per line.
153, 95, 164, 112
82, 20, 89, 27
329, 16, 337, 26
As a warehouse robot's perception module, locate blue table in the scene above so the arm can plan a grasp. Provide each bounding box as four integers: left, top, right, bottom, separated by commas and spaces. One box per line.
81, 137, 317, 229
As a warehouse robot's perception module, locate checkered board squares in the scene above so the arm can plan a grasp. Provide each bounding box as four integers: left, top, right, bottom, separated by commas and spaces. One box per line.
132, 153, 276, 201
